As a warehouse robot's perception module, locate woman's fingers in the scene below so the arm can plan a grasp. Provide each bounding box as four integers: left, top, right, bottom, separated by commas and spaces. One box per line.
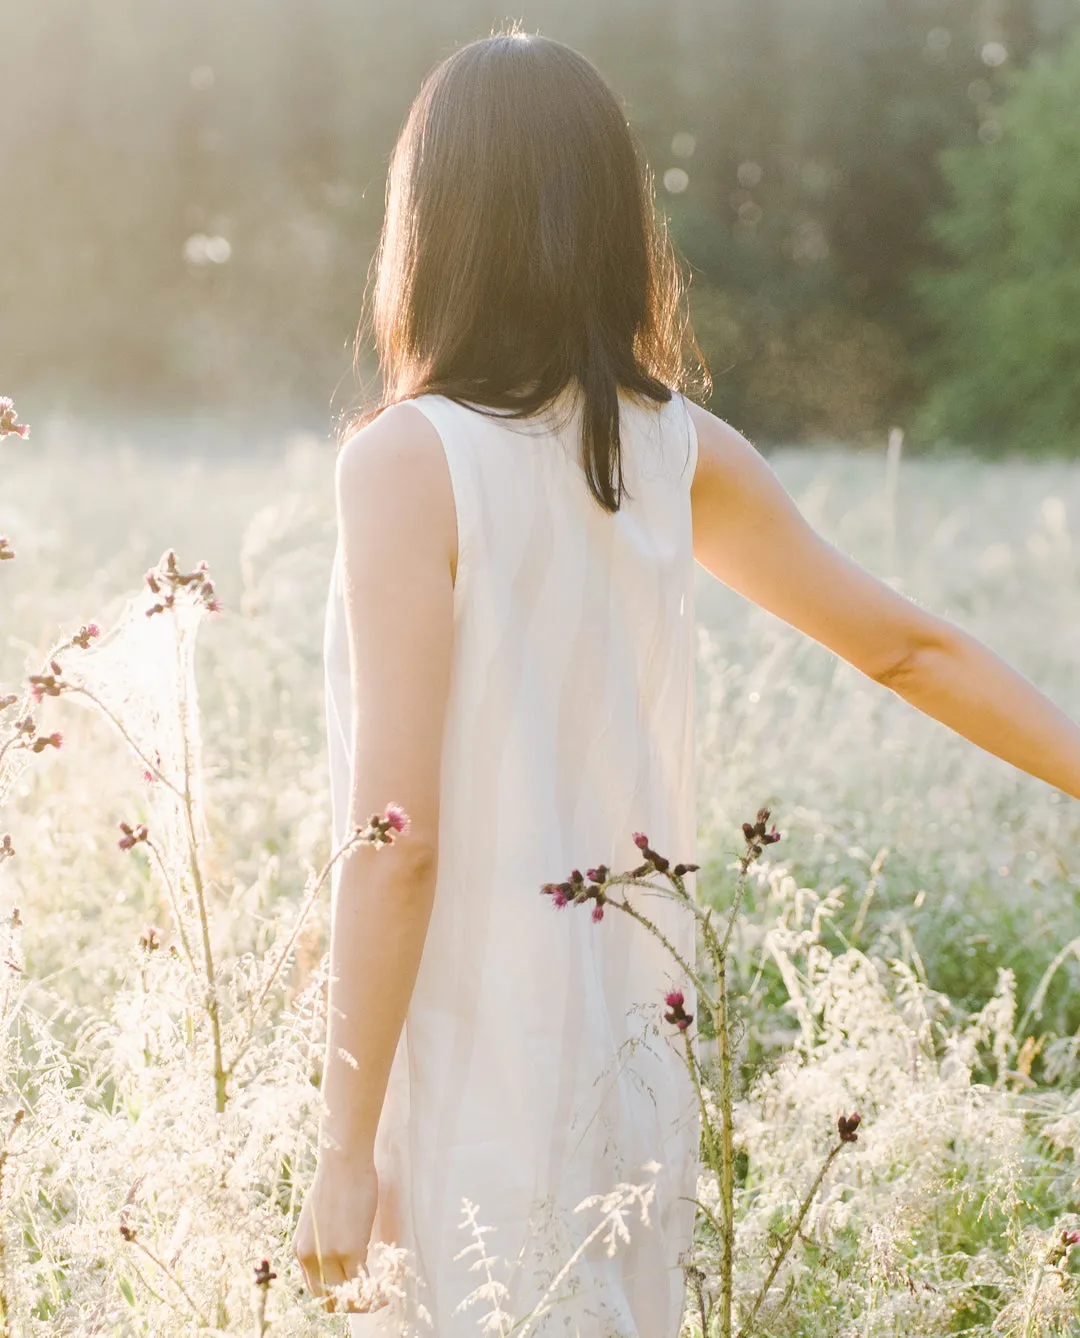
299, 1249, 375, 1312
301, 1249, 345, 1296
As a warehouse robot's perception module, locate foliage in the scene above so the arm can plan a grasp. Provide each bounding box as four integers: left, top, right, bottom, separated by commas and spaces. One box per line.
913, 22, 1080, 455
2, 0, 1074, 442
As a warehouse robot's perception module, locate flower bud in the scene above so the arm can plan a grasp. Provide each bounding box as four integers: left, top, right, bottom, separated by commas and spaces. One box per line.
837, 1112, 861, 1143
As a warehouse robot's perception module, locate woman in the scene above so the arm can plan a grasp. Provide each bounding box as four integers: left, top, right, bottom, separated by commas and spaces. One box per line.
293, 29, 1080, 1338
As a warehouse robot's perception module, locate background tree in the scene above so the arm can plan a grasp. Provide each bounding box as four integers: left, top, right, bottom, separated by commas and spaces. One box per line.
0, 0, 1074, 445
913, 18, 1080, 454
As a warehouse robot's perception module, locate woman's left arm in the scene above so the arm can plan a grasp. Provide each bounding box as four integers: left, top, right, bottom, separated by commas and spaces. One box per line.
319, 401, 457, 1157
294, 402, 456, 1301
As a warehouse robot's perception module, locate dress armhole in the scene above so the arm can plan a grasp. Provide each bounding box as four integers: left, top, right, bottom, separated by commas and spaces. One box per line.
404, 395, 475, 605
677, 391, 699, 490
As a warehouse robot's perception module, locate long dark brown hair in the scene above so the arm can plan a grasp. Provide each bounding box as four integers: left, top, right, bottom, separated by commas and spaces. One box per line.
341, 28, 710, 514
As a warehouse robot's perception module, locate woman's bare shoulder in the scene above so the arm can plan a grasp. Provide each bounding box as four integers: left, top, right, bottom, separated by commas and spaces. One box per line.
337, 400, 445, 480
682, 397, 765, 488
336, 400, 458, 581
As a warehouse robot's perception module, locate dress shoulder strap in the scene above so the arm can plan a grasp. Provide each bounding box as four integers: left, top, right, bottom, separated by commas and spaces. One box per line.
405, 393, 482, 603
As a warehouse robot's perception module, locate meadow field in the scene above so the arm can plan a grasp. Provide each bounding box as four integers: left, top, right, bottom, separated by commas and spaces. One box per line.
3, 415, 1080, 1336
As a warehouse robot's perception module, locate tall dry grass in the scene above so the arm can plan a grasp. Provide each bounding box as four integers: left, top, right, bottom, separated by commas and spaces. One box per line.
3, 414, 1080, 1335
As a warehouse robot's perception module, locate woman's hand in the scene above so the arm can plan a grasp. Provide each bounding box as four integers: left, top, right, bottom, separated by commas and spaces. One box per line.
292, 1152, 380, 1312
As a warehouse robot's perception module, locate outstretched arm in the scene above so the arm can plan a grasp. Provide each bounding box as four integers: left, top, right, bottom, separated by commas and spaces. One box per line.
686, 399, 1080, 802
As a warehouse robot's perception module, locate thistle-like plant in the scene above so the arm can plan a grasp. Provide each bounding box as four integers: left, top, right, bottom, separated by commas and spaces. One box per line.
541, 811, 859, 1338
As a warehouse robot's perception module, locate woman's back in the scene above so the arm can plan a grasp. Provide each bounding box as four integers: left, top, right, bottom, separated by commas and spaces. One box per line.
324, 386, 701, 1336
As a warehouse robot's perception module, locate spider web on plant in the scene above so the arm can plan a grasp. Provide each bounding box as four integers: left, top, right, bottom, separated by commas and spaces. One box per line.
60, 578, 212, 892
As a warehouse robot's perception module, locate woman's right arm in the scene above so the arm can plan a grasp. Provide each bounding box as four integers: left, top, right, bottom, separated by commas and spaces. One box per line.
685, 398, 1080, 802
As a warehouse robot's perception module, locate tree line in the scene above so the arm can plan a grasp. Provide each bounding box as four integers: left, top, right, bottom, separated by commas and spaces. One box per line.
0, 0, 1076, 450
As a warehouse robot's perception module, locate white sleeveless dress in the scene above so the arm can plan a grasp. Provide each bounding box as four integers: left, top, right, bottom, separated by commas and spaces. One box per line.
323, 387, 700, 1338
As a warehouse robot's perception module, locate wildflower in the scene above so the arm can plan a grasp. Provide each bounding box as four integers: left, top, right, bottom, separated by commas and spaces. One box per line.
632, 832, 670, 873
1062, 1229, 1080, 1249
663, 988, 694, 1030
673, 862, 700, 876
0, 397, 30, 439
30, 731, 62, 753
71, 622, 101, 649
541, 881, 572, 908
837, 1112, 861, 1143
118, 822, 149, 851
0, 537, 13, 561
119, 1223, 136, 1242
365, 802, 412, 845
253, 1258, 278, 1289
28, 671, 64, 702
139, 925, 161, 952
144, 550, 219, 616
586, 865, 608, 883
591, 903, 604, 922
0, 834, 14, 861
741, 807, 782, 859
383, 802, 410, 834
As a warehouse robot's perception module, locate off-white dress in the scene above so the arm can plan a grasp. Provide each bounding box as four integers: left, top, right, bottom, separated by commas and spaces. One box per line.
323, 387, 700, 1338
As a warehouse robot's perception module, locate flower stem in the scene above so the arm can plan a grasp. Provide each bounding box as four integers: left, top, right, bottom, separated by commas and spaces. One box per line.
734, 1142, 843, 1338
145, 838, 198, 972
126, 1234, 212, 1326
226, 827, 370, 1080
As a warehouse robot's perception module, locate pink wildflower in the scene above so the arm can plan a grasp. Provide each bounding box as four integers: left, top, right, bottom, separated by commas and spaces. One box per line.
71, 622, 101, 649
632, 831, 649, 850
591, 903, 604, 922
663, 987, 694, 1030
541, 881, 571, 908
383, 802, 410, 834
31, 731, 63, 753
0, 397, 30, 440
